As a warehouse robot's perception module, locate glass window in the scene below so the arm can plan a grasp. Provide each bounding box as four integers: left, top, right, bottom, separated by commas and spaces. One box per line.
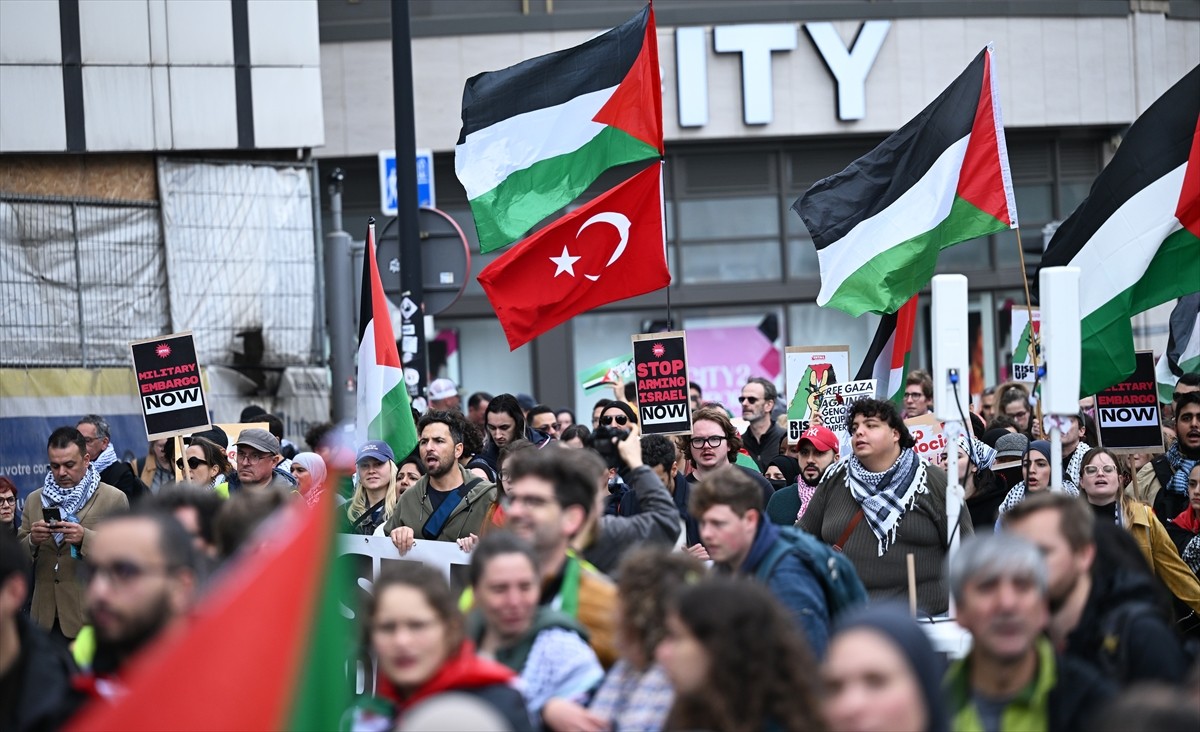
681, 239, 780, 284
677, 196, 779, 240
786, 236, 820, 280
571, 310, 659, 420
936, 233, 991, 272
434, 317, 532, 398
785, 303, 881, 387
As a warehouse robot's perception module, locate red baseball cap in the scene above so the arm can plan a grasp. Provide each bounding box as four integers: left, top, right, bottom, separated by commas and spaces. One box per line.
797, 425, 838, 453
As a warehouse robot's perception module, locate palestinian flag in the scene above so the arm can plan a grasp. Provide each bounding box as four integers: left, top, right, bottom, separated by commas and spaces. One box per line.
794, 45, 1017, 317
1039, 65, 1200, 397
357, 221, 418, 457
67, 496, 353, 730
455, 4, 662, 253
1156, 294, 1200, 402
855, 295, 919, 405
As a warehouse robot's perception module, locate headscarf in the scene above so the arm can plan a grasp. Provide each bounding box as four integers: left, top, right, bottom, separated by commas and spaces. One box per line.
996, 440, 1079, 516
291, 452, 327, 494
956, 435, 997, 472
832, 604, 949, 732
766, 454, 801, 486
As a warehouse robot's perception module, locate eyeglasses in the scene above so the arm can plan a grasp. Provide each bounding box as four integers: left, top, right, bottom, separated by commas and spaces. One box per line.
82, 560, 176, 587
903, 392, 925, 400
82, 435, 102, 443
601, 414, 629, 426
499, 471, 511, 483
689, 436, 727, 449
176, 457, 209, 470
500, 494, 553, 510
737, 396, 759, 404
0, 496, 15, 506
237, 450, 271, 464
1083, 464, 1118, 476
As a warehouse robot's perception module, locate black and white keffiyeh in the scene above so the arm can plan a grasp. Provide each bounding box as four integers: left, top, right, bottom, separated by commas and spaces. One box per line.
956, 435, 997, 471
41, 463, 101, 544
847, 448, 928, 557
90, 444, 118, 474
1066, 442, 1090, 486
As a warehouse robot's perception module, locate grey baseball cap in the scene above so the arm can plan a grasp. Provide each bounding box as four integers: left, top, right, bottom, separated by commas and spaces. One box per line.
992, 433, 1029, 469
233, 428, 280, 455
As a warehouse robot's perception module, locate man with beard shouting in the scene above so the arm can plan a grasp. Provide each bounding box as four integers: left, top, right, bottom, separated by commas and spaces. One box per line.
387, 411, 498, 553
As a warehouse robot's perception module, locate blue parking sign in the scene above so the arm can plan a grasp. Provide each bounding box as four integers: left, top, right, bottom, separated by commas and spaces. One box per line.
378, 149, 435, 215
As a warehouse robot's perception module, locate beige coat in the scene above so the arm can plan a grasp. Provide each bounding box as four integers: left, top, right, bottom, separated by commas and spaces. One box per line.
16, 482, 129, 638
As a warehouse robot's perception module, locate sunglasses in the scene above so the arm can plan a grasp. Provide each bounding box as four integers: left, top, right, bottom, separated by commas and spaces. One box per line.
601, 414, 629, 426
176, 457, 209, 470
737, 396, 760, 404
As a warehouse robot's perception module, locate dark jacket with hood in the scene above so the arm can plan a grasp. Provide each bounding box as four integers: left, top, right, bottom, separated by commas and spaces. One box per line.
1, 614, 84, 732
1065, 560, 1190, 684
721, 519, 829, 657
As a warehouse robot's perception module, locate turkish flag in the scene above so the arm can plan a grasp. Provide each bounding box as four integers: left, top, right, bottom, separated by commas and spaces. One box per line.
479, 163, 669, 350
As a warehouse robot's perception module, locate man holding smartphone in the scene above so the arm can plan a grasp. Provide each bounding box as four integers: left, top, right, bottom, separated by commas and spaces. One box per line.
17, 427, 128, 646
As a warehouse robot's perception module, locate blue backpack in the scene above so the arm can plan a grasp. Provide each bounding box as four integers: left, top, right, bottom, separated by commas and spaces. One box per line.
756, 526, 868, 621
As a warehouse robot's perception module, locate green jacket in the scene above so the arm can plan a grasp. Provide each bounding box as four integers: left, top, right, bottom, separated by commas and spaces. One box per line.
945, 638, 1056, 732
381, 464, 496, 540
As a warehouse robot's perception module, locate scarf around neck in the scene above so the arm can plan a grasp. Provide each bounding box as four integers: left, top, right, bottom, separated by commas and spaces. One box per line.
1066, 442, 1090, 485
91, 444, 118, 474
847, 448, 926, 556
1165, 441, 1198, 495
41, 463, 101, 544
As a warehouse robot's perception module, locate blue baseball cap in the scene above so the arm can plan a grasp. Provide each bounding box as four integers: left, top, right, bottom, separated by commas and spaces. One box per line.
356, 441, 395, 464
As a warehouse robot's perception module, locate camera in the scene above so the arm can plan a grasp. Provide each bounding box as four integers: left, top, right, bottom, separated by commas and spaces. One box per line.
586, 426, 630, 471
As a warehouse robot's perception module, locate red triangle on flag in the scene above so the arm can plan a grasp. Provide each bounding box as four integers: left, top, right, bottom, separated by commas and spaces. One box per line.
67, 501, 334, 731
956, 48, 1013, 227
592, 6, 663, 154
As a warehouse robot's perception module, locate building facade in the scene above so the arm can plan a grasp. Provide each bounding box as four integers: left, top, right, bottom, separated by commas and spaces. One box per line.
316, 0, 1200, 415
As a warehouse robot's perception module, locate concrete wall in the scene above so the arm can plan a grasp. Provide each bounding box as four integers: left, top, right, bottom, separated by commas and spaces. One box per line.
318, 12, 1200, 158
0, 0, 324, 153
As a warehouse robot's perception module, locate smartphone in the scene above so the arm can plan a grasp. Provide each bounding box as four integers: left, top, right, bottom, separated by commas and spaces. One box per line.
42, 507, 62, 524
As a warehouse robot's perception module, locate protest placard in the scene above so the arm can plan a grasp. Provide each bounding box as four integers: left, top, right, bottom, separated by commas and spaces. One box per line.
129, 331, 210, 441
785, 346, 850, 441
578, 353, 635, 392
335, 535, 472, 695
1010, 308, 1040, 382
905, 413, 948, 466
632, 331, 691, 434
1095, 351, 1163, 452
817, 379, 877, 433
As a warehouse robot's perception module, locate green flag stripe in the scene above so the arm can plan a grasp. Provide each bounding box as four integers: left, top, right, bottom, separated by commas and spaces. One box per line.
370, 383, 418, 460
286, 499, 354, 731
469, 126, 659, 252
1080, 226, 1200, 396
823, 196, 1009, 316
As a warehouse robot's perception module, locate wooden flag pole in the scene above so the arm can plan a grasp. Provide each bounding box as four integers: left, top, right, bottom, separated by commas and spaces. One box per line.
1014, 227, 1044, 434
174, 434, 185, 482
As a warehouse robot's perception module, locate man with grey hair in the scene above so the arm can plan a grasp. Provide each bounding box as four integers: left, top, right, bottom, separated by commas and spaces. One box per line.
945, 533, 1113, 731
740, 376, 783, 466
77, 414, 147, 502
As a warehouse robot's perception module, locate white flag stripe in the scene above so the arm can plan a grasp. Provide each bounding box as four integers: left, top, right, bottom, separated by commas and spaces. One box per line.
816, 135, 970, 306
454, 86, 616, 199
355, 320, 404, 445
1067, 163, 1186, 318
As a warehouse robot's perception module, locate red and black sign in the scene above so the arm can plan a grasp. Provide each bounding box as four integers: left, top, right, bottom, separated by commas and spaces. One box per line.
632, 330, 691, 435
1094, 350, 1162, 452
129, 332, 211, 440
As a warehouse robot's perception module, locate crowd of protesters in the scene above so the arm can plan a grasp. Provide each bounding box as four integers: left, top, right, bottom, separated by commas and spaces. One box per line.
4, 371, 1200, 732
